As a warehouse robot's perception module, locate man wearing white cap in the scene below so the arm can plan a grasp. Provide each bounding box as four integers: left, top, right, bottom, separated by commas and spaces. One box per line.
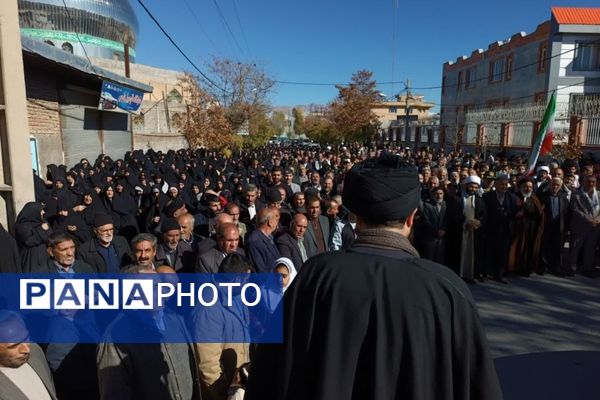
447, 175, 488, 283
536, 165, 551, 190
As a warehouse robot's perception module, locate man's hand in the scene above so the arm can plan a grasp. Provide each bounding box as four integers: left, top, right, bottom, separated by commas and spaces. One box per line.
41, 222, 50, 231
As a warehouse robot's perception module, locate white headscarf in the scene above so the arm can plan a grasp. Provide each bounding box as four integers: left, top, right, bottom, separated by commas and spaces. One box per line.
272, 257, 298, 293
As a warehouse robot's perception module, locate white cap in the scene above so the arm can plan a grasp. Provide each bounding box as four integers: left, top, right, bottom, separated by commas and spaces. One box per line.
461, 175, 482, 186
537, 166, 550, 173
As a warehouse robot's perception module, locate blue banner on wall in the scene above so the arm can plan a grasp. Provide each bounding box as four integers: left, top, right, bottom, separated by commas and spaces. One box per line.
0, 273, 283, 344
99, 81, 144, 113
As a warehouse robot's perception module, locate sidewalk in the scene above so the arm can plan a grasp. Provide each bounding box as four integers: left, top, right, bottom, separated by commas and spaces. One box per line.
471, 275, 600, 399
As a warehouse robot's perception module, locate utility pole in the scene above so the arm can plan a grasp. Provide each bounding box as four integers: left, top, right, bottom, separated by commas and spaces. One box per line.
404, 79, 411, 148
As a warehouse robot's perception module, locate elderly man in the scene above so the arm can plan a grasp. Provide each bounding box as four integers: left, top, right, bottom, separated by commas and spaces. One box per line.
155, 218, 194, 272
77, 214, 132, 273
569, 174, 600, 278
196, 223, 245, 273
0, 312, 57, 400
246, 154, 501, 400
246, 208, 281, 273
483, 173, 517, 283
34, 232, 94, 274
97, 265, 201, 400
446, 175, 487, 282
276, 213, 309, 271
541, 177, 571, 276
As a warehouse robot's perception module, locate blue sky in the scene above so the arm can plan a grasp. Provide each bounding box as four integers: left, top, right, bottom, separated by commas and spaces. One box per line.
132, 0, 600, 109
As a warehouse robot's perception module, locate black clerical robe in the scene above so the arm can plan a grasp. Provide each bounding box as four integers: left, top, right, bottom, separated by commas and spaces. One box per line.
246, 244, 502, 400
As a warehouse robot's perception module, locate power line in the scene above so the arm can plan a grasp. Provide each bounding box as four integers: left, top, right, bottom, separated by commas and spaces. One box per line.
135, 0, 227, 93
231, 0, 252, 58
60, 0, 94, 71
210, 0, 248, 61
180, 0, 219, 51
423, 76, 600, 110
274, 37, 600, 89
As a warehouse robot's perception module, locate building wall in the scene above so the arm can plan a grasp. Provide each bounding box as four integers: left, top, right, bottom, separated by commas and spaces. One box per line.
24, 66, 64, 170
90, 58, 190, 150
441, 22, 551, 143
0, 0, 36, 230
549, 31, 600, 104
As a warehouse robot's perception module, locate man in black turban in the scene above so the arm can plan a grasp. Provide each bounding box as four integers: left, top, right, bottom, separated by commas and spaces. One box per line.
246, 153, 502, 400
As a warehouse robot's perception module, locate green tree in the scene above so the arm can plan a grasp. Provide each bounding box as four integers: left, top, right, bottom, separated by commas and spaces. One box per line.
304, 114, 333, 143
270, 111, 287, 136
329, 70, 381, 142
292, 107, 305, 137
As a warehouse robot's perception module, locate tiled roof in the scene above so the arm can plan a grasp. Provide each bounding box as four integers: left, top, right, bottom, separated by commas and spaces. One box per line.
552, 7, 600, 25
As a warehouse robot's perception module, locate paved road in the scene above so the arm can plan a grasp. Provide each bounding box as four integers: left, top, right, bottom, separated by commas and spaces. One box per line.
471, 274, 600, 399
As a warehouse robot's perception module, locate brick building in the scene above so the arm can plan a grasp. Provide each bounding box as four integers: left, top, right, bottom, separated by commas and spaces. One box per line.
23, 36, 151, 171
440, 7, 600, 152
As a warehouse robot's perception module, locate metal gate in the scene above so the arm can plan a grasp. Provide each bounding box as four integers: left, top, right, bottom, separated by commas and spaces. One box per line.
61, 106, 102, 167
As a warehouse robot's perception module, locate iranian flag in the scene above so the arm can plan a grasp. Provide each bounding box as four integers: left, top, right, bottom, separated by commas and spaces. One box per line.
526, 91, 557, 176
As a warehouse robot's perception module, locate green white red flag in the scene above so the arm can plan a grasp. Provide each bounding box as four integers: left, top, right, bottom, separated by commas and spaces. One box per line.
527, 91, 556, 176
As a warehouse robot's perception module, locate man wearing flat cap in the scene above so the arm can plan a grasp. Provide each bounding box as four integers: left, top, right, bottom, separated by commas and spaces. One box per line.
246, 154, 501, 400
77, 213, 132, 273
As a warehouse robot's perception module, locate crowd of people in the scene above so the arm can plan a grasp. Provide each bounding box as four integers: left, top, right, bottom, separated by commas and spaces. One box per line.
0, 141, 597, 399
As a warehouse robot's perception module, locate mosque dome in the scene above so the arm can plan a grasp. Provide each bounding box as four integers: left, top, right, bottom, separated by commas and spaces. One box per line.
19, 0, 139, 61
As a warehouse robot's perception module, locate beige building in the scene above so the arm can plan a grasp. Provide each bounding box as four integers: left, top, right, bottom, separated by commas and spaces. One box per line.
371, 96, 436, 143
90, 58, 189, 151
0, 0, 36, 230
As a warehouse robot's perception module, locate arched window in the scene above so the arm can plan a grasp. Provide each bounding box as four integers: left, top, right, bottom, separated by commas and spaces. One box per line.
61, 42, 73, 53
44, 40, 55, 46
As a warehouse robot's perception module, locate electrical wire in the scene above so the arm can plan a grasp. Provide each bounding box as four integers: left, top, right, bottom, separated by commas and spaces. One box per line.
210, 0, 248, 61
231, 0, 252, 58
60, 0, 95, 71
274, 37, 600, 89
135, 0, 227, 93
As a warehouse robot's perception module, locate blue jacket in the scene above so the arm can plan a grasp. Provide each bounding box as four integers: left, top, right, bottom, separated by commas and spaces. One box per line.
246, 230, 281, 273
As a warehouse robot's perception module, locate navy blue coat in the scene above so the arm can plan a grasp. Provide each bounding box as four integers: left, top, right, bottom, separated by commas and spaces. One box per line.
246, 230, 281, 273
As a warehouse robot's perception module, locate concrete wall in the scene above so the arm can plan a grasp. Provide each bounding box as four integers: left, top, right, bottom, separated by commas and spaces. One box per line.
0, 0, 36, 229
90, 58, 190, 151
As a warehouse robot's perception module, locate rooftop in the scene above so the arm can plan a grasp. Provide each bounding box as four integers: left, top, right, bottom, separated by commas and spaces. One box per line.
552, 7, 600, 25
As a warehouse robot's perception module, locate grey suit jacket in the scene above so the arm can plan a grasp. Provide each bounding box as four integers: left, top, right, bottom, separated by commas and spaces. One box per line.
0, 343, 57, 400
303, 215, 331, 258
570, 191, 598, 234
195, 247, 246, 273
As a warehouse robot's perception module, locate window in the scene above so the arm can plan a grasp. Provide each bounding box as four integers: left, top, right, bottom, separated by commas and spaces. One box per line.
44, 40, 55, 46
505, 55, 513, 80
489, 59, 504, 82
457, 71, 463, 91
389, 106, 397, 114
465, 67, 477, 89
573, 42, 600, 71
538, 43, 548, 73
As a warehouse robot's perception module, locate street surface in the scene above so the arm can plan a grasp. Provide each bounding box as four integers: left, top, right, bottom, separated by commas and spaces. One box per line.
472, 275, 600, 399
